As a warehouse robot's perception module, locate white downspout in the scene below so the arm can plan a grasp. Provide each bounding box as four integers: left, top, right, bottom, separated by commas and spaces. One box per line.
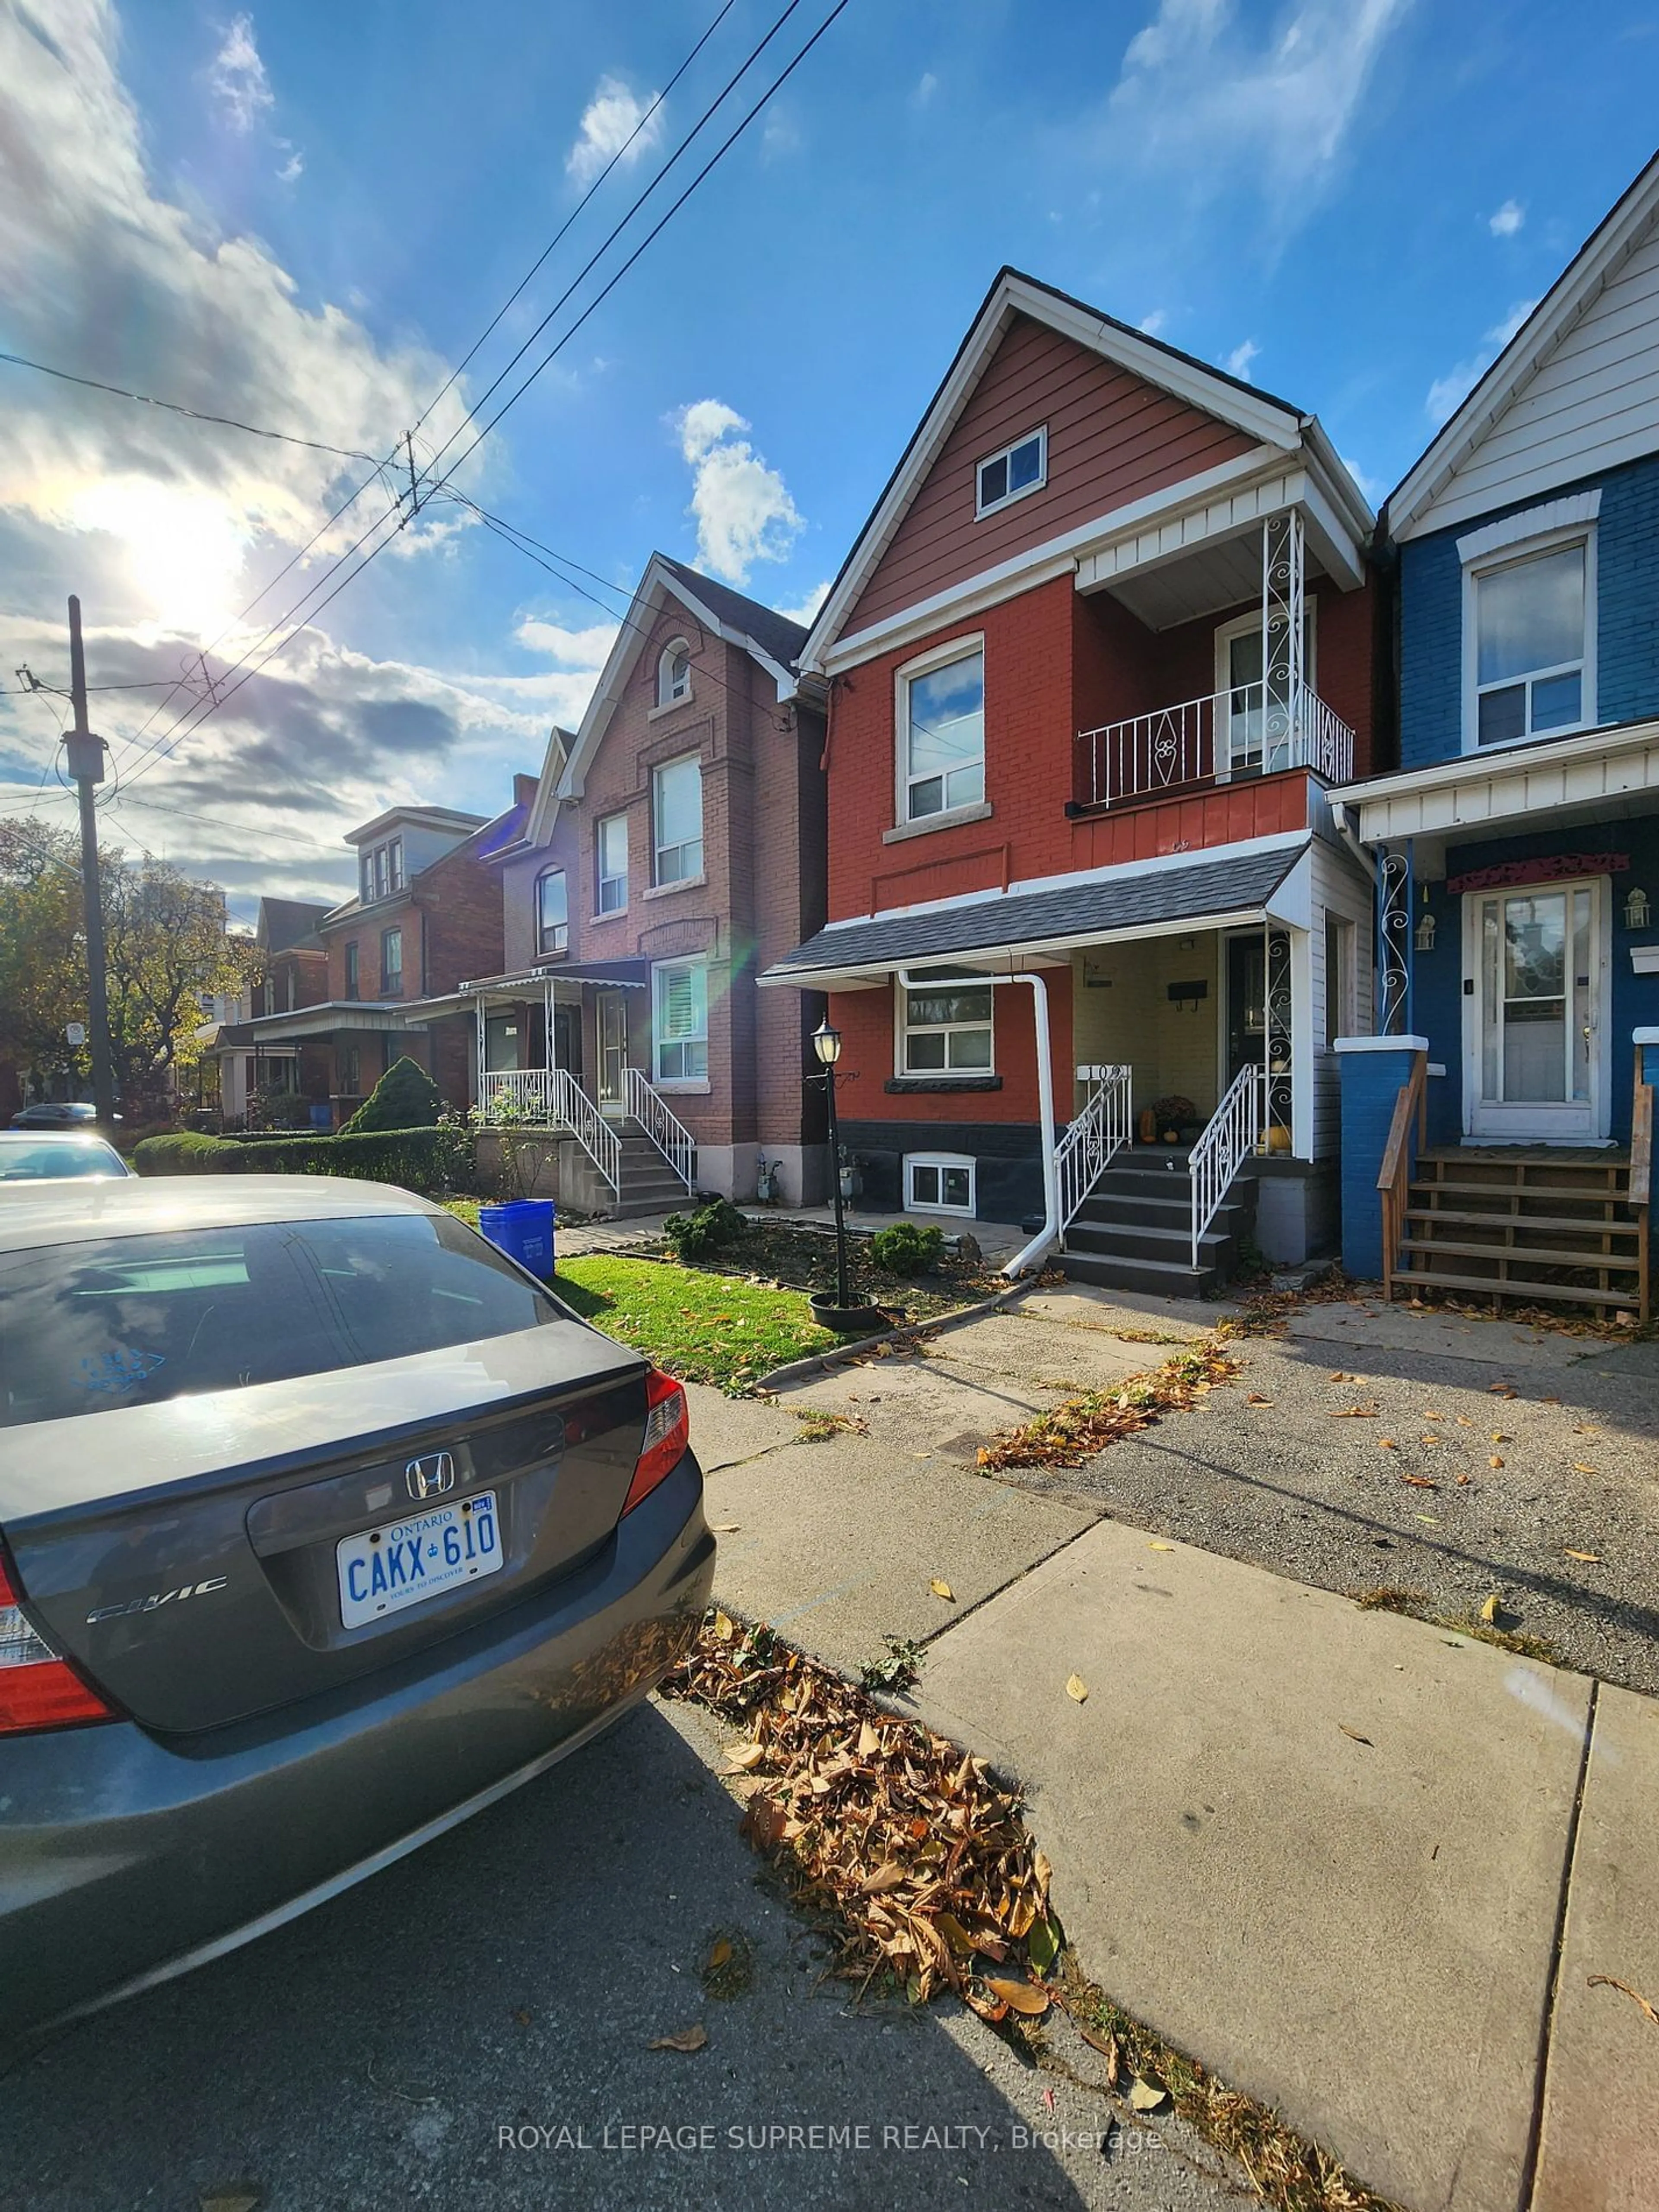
896, 967, 1059, 1280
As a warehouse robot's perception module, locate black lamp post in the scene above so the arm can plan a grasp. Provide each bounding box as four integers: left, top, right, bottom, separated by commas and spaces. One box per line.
811, 1016, 850, 1312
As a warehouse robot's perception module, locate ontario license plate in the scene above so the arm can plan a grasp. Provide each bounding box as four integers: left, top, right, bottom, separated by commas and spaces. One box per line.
336, 1490, 502, 1629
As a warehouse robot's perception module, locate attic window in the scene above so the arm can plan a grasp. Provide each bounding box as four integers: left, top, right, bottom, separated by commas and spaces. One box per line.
976, 427, 1046, 518
658, 641, 692, 708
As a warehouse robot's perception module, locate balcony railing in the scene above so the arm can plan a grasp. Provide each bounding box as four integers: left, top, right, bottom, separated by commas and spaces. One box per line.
1076, 680, 1354, 810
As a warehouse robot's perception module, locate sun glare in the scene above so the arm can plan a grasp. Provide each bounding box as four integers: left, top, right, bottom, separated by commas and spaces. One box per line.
72, 479, 248, 638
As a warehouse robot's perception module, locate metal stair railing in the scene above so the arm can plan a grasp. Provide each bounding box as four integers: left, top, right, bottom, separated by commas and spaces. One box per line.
1189, 1066, 1266, 1267
1056, 1065, 1132, 1241
550, 1067, 620, 1197
623, 1067, 696, 1193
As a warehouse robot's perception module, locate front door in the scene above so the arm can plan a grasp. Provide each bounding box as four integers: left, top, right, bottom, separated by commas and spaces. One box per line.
596, 990, 629, 1114
1226, 935, 1266, 1086
1466, 879, 1606, 1141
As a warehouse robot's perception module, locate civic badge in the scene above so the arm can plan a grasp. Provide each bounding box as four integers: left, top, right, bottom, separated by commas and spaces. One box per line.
405, 1450, 457, 1501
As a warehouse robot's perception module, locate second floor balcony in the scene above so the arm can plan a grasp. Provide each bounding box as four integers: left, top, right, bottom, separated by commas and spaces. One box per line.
1077, 677, 1356, 810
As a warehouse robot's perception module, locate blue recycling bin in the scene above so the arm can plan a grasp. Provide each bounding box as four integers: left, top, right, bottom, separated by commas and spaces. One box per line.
478, 1199, 556, 1281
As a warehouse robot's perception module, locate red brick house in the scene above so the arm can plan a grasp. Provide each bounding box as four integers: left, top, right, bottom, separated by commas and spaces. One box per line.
214, 800, 516, 1123
461, 555, 829, 1213
762, 270, 1381, 1290
202, 896, 331, 1125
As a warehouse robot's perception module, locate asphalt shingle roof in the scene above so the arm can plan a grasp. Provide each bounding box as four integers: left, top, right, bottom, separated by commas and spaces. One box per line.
658, 556, 809, 669
766, 845, 1303, 979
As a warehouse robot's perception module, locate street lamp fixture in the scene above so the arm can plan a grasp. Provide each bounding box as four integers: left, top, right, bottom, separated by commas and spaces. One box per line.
812, 1017, 850, 1310
811, 1018, 842, 1067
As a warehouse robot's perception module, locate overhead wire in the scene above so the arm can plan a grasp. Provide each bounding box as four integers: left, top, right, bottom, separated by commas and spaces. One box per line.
0, 348, 383, 463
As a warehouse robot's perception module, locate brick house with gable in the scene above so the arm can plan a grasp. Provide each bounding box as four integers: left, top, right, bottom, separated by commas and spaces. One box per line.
761, 269, 1380, 1290
463, 554, 829, 1213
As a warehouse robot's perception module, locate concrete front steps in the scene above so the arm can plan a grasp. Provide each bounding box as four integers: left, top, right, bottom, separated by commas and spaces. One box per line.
559, 1118, 695, 1220
1396, 1148, 1643, 1315
1057, 1149, 1257, 1298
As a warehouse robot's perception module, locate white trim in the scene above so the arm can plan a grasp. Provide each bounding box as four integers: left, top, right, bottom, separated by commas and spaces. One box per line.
651, 954, 709, 1086
904, 1152, 978, 1216
895, 632, 985, 826
1333, 1034, 1429, 1054
651, 752, 704, 889
656, 637, 692, 709
1455, 490, 1601, 563
1460, 523, 1598, 756
882, 800, 994, 845
1390, 156, 1659, 540
1461, 874, 1611, 1141
895, 976, 996, 1077
975, 425, 1047, 518
1212, 597, 1318, 780
1330, 712, 1659, 824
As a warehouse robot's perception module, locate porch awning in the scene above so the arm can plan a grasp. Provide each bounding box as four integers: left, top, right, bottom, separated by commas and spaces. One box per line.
423, 959, 652, 1017
762, 842, 1306, 989
211, 1001, 422, 1046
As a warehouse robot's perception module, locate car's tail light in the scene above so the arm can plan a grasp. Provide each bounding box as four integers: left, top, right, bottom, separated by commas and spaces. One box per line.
623, 1368, 690, 1515
0, 1555, 114, 1734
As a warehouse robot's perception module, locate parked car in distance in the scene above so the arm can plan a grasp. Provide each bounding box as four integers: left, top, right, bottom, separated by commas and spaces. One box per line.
0, 1131, 133, 1184
9, 1102, 111, 1130
0, 1176, 712, 2041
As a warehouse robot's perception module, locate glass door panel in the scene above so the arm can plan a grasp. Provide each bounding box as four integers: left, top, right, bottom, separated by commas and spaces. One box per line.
1469, 881, 1602, 1139
596, 991, 628, 1112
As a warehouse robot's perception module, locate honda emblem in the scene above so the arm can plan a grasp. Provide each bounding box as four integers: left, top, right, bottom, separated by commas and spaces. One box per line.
405, 1450, 457, 1501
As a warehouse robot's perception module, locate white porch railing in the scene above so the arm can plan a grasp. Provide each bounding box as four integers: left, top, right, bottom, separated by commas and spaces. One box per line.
478, 1068, 558, 1122
1189, 1065, 1267, 1267
477, 1066, 620, 1195
1056, 1065, 1132, 1237
624, 1067, 696, 1192
1076, 680, 1354, 809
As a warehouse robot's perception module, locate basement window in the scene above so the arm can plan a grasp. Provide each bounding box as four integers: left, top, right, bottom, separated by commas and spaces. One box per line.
905, 1154, 975, 1216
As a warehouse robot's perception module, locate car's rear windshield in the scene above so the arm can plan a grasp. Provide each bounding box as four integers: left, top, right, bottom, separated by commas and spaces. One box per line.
0, 1141, 124, 1182
0, 1213, 563, 1427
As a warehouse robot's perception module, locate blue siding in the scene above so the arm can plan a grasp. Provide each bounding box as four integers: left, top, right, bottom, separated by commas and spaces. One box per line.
1338, 1044, 1425, 1280
1399, 452, 1659, 771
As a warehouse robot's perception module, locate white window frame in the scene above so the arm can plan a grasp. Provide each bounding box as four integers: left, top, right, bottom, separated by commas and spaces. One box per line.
379, 926, 403, 995
536, 867, 568, 957
1323, 914, 1354, 1049
1460, 525, 1597, 756
895, 978, 995, 1077
1212, 598, 1318, 779
975, 426, 1047, 519
596, 812, 629, 915
657, 639, 692, 709
652, 957, 709, 1087
895, 633, 986, 827
905, 1153, 976, 1216
652, 753, 704, 886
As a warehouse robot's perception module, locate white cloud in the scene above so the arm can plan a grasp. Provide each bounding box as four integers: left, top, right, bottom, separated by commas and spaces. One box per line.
911, 70, 938, 107
1225, 337, 1260, 379
566, 74, 662, 187
1138, 308, 1169, 336
674, 400, 803, 584
1424, 299, 1538, 424
1103, 0, 1409, 230
275, 143, 303, 184
1489, 198, 1525, 238
1339, 453, 1382, 503
207, 13, 273, 132
761, 105, 802, 161
514, 617, 620, 668
772, 581, 829, 627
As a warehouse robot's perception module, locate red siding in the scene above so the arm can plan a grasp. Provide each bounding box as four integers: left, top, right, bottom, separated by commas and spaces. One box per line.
847, 314, 1255, 634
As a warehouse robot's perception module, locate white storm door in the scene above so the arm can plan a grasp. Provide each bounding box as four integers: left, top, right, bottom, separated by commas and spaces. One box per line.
1465, 880, 1606, 1141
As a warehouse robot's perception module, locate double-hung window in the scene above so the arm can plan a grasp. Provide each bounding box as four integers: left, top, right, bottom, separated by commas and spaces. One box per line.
344, 941, 359, 1001
653, 754, 703, 884
899, 642, 985, 823
536, 869, 568, 956
900, 982, 993, 1075
976, 427, 1046, 517
1471, 538, 1591, 748
380, 928, 402, 997
654, 959, 708, 1083
597, 813, 629, 913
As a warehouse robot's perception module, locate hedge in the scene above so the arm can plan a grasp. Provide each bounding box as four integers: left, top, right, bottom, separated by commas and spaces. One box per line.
133, 1125, 470, 1192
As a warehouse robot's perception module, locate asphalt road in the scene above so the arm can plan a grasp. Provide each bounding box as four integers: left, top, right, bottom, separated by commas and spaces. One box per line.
0, 1698, 1243, 2212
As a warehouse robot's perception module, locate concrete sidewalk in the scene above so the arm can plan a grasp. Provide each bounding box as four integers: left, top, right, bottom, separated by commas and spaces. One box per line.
686, 1289, 1659, 2212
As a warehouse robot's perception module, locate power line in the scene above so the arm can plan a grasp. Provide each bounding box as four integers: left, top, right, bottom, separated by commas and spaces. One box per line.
0, 349, 382, 464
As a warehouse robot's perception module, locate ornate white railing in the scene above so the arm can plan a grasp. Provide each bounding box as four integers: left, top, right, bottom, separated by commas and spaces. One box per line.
624, 1066, 696, 1192
1189, 1065, 1266, 1268
1056, 1065, 1132, 1238
551, 1067, 619, 1195
478, 1068, 558, 1122
1076, 680, 1354, 809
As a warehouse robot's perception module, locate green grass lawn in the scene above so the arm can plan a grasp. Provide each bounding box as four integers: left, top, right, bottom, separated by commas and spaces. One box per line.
549, 1254, 842, 1391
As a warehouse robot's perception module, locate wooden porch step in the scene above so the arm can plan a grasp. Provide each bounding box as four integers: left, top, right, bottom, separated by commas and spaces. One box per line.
1409, 1178, 1631, 1210
1399, 1235, 1640, 1272
1392, 1265, 1640, 1309
1403, 1206, 1639, 1237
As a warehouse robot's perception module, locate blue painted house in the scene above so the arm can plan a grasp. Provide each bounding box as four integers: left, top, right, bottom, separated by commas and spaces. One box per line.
1334, 153, 1659, 1307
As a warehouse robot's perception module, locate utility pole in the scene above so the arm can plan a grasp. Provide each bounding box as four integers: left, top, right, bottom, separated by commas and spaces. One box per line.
64, 596, 116, 1126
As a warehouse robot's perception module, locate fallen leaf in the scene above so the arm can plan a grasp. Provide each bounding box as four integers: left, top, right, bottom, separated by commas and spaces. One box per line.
1339, 1723, 1374, 1747
1422, 1408, 1446, 1420
1565, 1549, 1602, 1563
857, 1718, 880, 1758
1420, 1434, 1443, 1447
1402, 1473, 1439, 1489
200, 2192, 261, 2212
1077, 2021, 1121, 2081
1489, 1456, 1505, 1469
648, 2024, 708, 2053
1149, 1539, 1176, 1551
725, 1740, 766, 1771
513, 2008, 532, 2026
1542, 1395, 1562, 1405
1480, 1593, 1502, 1624
1065, 1672, 1089, 1704
929, 1579, 955, 1602
1128, 2077, 1167, 2112
1456, 1416, 1475, 1427
1414, 1513, 1441, 1525
1491, 1432, 1510, 1443
1488, 1384, 1519, 1398
1378, 1437, 1398, 1449
860, 1862, 909, 1894
1329, 1405, 1379, 1418
706, 1938, 732, 1973
713, 1611, 737, 1641
1328, 1370, 1349, 1381
1572, 1463, 1598, 1476
1587, 1974, 1659, 2028
985, 1977, 1049, 2016
1245, 1392, 1272, 1405
1027, 1916, 1061, 1974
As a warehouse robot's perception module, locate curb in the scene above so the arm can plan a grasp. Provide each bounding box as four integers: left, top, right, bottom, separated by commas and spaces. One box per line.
753, 1278, 1035, 1392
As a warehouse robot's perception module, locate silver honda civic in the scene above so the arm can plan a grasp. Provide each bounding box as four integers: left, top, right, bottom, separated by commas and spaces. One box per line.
0, 1176, 713, 2040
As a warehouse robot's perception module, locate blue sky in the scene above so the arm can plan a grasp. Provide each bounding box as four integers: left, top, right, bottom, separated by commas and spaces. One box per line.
1, 0, 1656, 915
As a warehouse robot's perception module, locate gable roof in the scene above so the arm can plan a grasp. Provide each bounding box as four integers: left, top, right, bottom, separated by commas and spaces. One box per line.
1389, 152, 1659, 541
257, 897, 329, 956
800, 267, 1313, 673
554, 552, 810, 806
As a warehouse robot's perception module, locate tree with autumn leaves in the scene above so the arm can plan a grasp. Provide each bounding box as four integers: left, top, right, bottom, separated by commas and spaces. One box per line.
0, 817, 258, 1116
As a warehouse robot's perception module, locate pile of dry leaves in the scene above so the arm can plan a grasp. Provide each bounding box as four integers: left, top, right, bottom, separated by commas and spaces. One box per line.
976, 1339, 1241, 1471
662, 1614, 1058, 2021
